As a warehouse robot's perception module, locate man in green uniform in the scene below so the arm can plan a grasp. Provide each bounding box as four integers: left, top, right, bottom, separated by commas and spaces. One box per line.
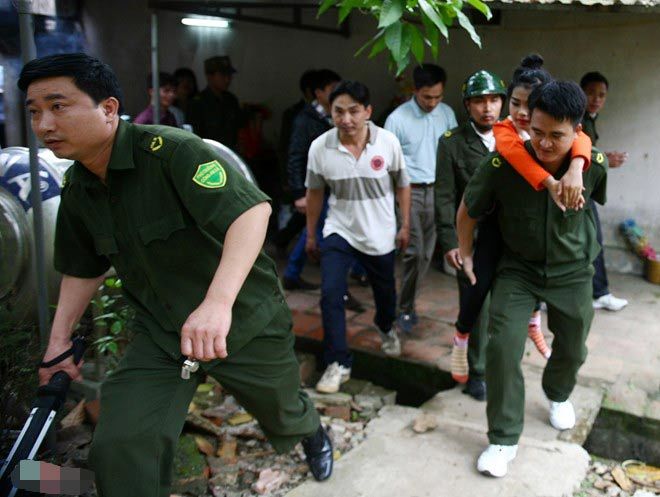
580, 71, 629, 312
435, 70, 506, 401
20, 53, 333, 497
187, 56, 244, 151
456, 80, 607, 477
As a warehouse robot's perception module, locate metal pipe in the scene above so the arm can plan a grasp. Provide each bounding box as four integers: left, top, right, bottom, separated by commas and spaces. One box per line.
151, 12, 160, 124
17, 0, 51, 347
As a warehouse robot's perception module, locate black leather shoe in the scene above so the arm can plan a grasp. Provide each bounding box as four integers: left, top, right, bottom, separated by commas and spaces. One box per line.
301, 425, 333, 481
462, 378, 487, 401
283, 277, 320, 291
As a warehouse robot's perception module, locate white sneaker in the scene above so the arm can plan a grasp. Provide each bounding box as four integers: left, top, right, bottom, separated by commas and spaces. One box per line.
379, 329, 401, 357
593, 293, 628, 311
549, 399, 576, 430
477, 444, 518, 477
315, 362, 351, 394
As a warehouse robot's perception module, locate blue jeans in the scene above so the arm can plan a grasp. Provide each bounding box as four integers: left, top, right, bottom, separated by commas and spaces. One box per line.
283, 198, 366, 280
319, 234, 396, 367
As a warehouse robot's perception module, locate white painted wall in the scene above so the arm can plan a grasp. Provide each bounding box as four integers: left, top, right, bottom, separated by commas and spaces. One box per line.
81, 1, 660, 272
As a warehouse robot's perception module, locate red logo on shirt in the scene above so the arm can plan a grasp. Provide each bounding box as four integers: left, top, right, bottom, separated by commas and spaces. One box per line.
371, 155, 385, 171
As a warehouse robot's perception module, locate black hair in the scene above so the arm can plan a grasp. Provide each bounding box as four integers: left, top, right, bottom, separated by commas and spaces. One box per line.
413, 64, 447, 89
299, 69, 318, 93
18, 52, 124, 112
173, 67, 199, 94
528, 80, 586, 127
329, 80, 370, 107
507, 54, 552, 98
146, 72, 176, 90
312, 69, 341, 93
580, 71, 609, 90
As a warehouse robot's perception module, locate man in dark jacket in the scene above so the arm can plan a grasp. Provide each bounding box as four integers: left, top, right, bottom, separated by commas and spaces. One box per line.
187, 56, 244, 151
274, 70, 318, 253
282, 69, 340, 290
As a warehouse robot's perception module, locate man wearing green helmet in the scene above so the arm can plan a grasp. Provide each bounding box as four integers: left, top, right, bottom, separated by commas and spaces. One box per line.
435, 70, 506, 400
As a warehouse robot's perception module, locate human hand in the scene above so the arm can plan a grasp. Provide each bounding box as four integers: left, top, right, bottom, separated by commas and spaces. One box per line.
606, 151, 628, 168
444, 248, 462, 270
460, 253, 477, 286
294, 197, 307, 214
396, 226, 410, 252
560, 166, 584, 210
305, 235, 320, 262
544, 177, 567, 212
39, 339, 82, 386
181, 298, 232, 361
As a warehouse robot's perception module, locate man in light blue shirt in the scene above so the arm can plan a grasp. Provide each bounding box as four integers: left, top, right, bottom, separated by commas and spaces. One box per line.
385, 64, 457, 333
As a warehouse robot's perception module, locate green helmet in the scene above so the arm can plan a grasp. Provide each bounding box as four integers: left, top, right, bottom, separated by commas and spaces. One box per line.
462, 70, 507, 100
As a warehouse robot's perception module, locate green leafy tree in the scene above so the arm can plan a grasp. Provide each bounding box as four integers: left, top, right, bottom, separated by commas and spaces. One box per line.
318, 0, 492, 74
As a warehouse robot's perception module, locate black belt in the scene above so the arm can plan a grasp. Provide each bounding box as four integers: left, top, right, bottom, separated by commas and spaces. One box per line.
410, 182, 435, 188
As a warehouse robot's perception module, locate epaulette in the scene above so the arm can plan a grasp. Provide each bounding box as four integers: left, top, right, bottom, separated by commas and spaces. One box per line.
591, 147, 608, 169
440, 125, 462, 141
137, 128, 182, 160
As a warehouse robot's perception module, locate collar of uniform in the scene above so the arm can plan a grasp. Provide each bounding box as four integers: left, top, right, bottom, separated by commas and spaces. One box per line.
325, 121, 378, 149
106, 119, 136, 171
67, 120, 134, 188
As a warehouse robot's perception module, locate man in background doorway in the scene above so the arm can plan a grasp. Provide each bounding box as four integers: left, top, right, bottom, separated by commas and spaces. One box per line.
385, 64, 457, 334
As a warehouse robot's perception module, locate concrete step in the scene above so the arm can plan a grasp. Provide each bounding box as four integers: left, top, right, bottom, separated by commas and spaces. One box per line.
286, 366, 604, 497
422, 365, 604, 446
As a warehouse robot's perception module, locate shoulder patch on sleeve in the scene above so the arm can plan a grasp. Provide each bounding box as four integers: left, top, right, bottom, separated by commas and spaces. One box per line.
192, 160, 227, 189
491, 156, 502, 168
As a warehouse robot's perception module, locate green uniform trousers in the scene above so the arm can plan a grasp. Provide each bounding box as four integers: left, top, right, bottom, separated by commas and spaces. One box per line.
486, 265, 594, 445
88, 308, 319, 497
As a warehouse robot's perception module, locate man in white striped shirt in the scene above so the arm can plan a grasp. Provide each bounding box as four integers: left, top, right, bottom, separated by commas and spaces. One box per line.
305, 80, 411, 394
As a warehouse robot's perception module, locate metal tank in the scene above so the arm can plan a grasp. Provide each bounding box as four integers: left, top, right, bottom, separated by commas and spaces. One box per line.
0, 147, 71, 326
0, 138, 255, 326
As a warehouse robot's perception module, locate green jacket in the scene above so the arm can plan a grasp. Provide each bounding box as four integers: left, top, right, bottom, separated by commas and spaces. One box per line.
434, 122, 490, 254
581, 114, 599, 145
55, 120, 287, 363
464, 142, 608, 278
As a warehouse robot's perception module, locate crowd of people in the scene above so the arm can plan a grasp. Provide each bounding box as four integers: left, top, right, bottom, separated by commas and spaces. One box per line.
20, 49, 633, 496
289, 56, 630, 478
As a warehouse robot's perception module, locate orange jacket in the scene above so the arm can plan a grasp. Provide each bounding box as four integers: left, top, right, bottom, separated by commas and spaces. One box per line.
493, 118, 592, 191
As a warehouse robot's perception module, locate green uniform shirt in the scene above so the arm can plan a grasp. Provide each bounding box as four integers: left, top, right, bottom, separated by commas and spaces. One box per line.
54, 120, 286, 361
435, 122, 490, 254
464, 142, 608, 279
581, 114, 599, 145
187, 87, 243, 150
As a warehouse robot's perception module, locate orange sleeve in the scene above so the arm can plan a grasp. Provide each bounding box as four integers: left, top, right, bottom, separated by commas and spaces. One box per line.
493, 120, 549, 191
571, 130, 592, 170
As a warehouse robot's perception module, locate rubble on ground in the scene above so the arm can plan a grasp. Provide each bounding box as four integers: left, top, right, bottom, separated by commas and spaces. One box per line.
53, 356, 396, 496
574, 459, 660, 497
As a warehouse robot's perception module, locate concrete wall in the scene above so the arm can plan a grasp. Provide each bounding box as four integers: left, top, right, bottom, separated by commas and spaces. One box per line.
80, 1, 660, 273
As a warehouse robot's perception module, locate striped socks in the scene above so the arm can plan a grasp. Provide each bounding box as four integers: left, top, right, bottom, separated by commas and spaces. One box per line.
528, 312, 551, 359
451, 332, 470, 383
